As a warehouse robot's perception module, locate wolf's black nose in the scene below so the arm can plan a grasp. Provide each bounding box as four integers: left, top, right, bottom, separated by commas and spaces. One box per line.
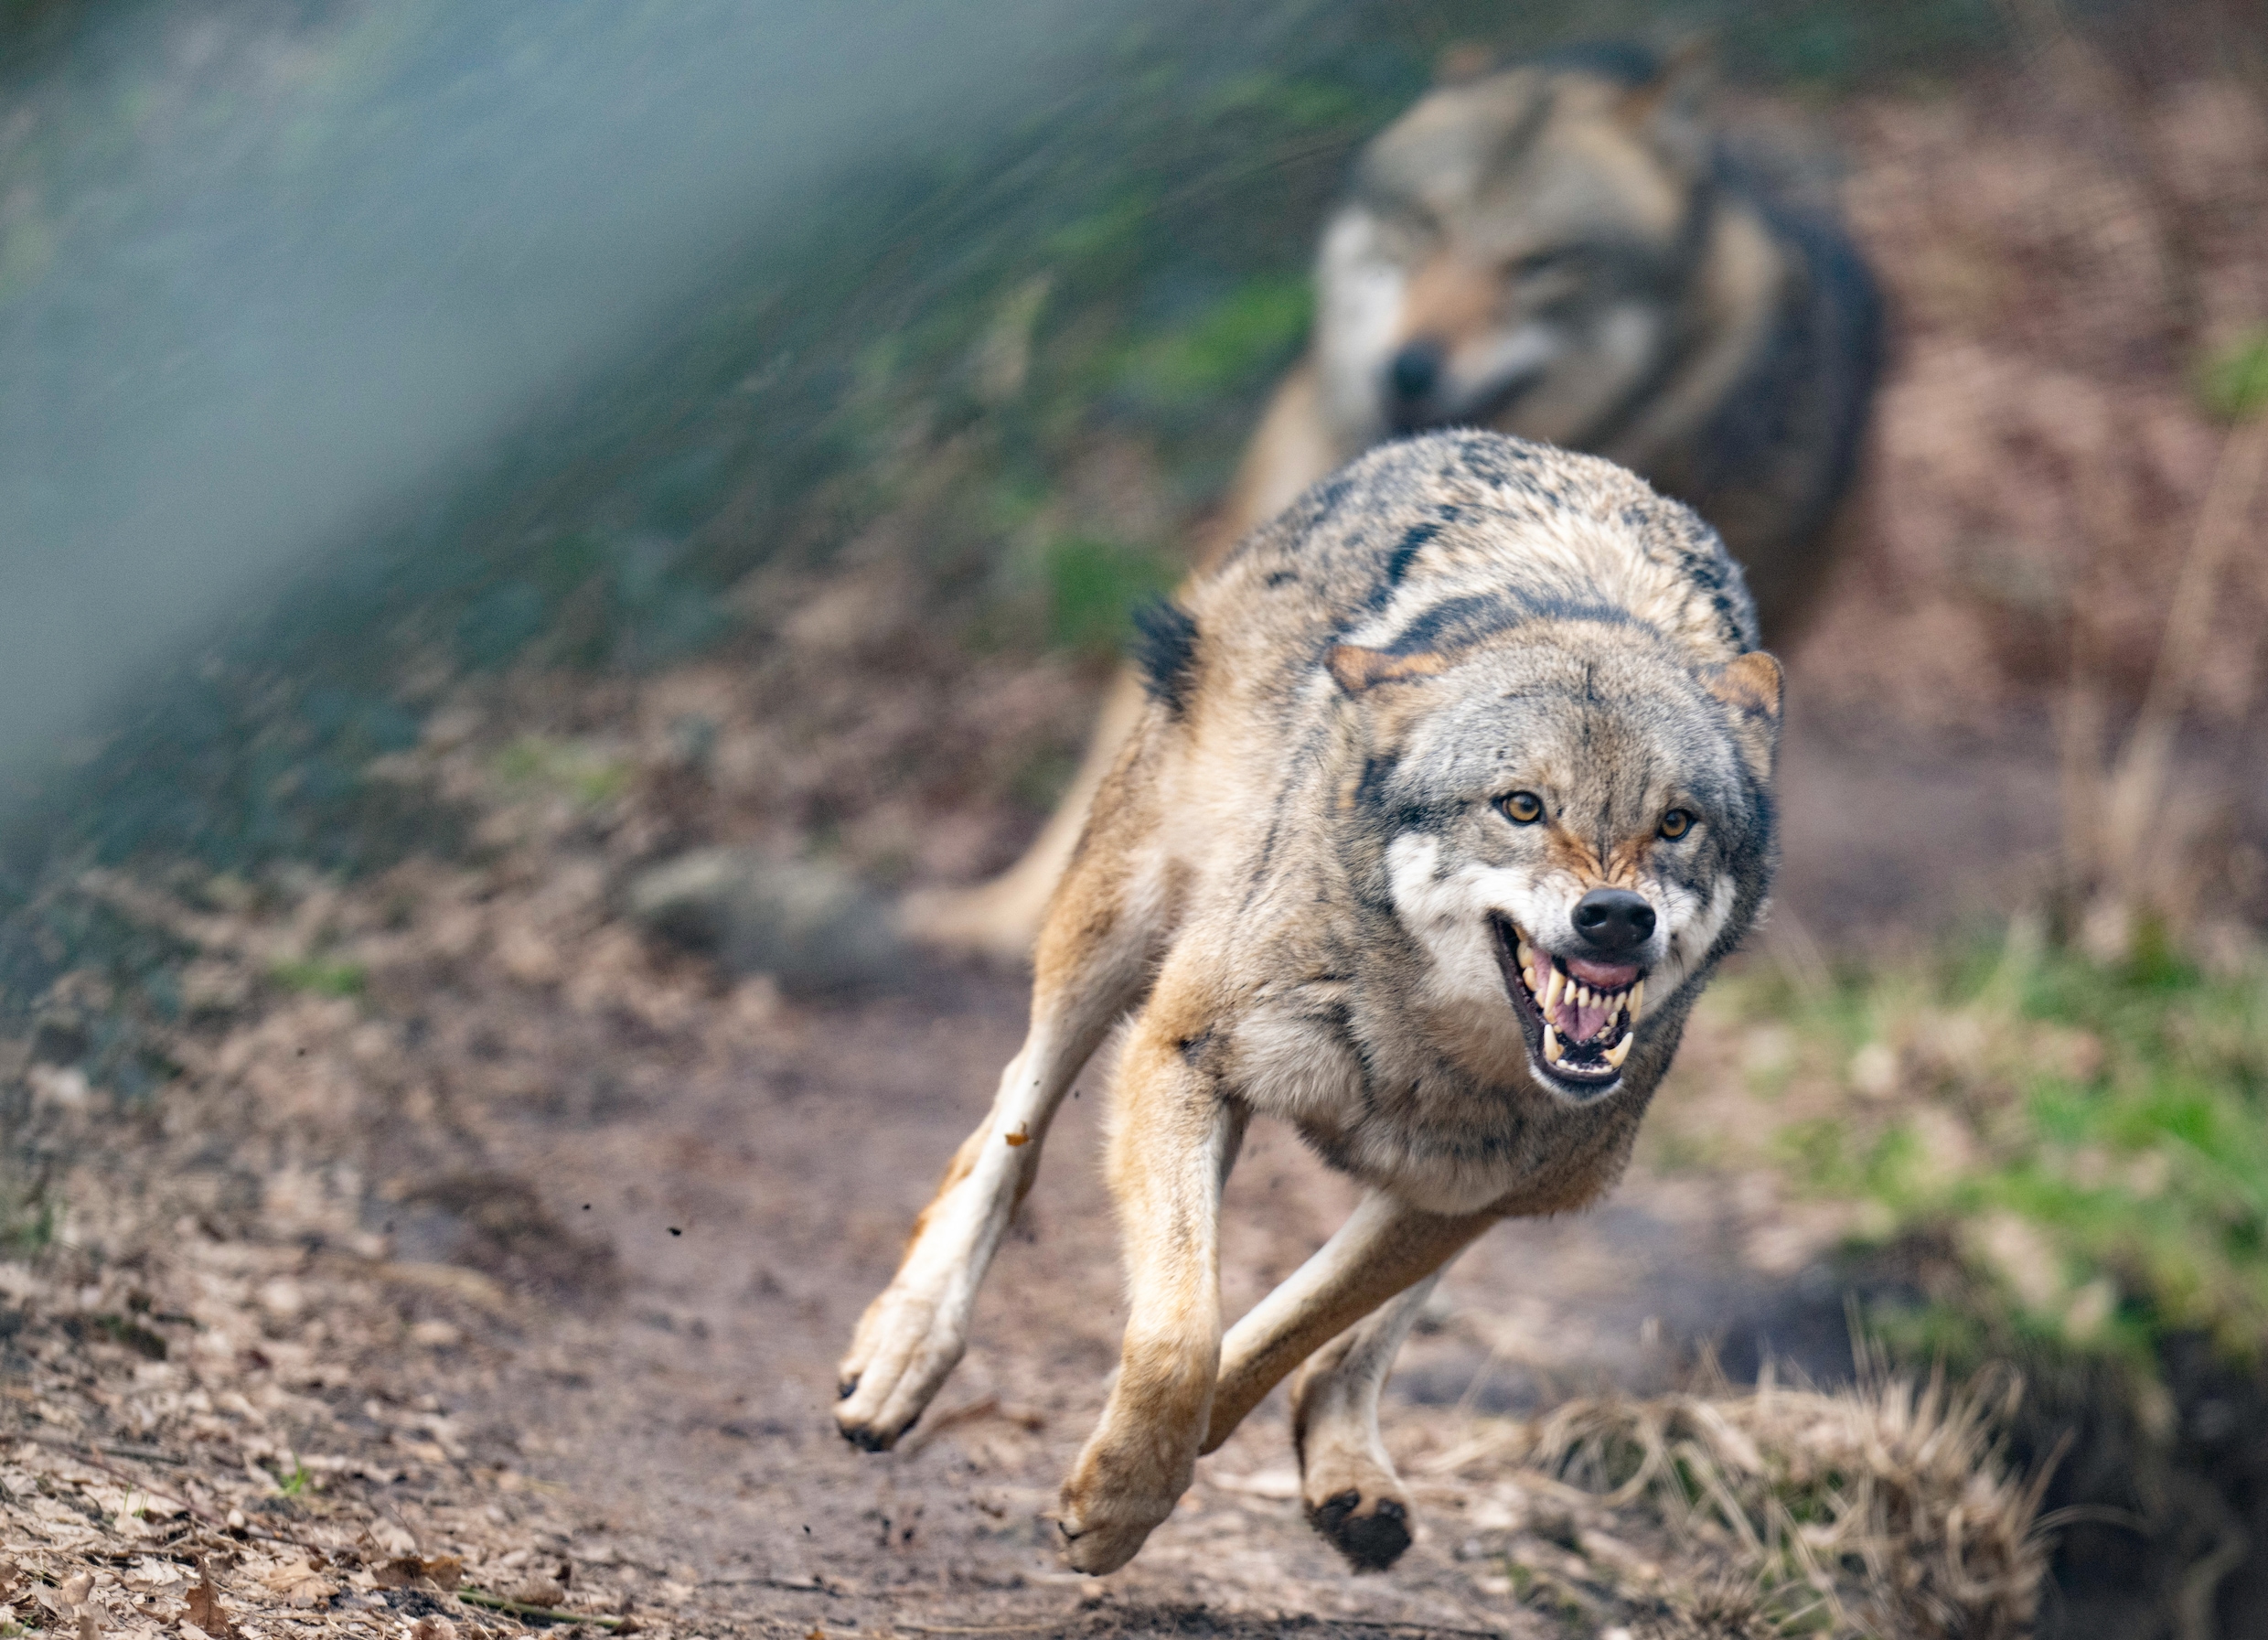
1572, 888, 1655, 951
1388, 340, 1443, 405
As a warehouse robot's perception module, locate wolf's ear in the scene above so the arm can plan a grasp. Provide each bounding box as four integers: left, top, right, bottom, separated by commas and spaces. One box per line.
1618, 38, 1712, 171
1705, 650, 1782, 781
1328, 645, 1449, 694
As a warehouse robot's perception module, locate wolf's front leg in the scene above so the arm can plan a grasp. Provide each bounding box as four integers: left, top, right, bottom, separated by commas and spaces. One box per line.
832, 1034, 1054, 1450
1203, 1189, 1495, 1451
836, 816, 1169, 1452
1058, 1013, 1246, 1574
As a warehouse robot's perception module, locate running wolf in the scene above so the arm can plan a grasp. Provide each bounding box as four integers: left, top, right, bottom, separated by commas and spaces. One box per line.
897, 41, 1871, 965
836, 431, 1783, 1575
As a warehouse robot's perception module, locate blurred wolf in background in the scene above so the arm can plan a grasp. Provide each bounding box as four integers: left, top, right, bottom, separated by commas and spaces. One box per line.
629, 42, 1874, 980
893, 41, 1875, 964
835, 431, 1784, 1573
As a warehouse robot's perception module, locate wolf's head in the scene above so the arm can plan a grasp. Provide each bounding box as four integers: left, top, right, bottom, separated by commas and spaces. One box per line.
1333, 616, 1779, 1104
1314, 46, 1728, 454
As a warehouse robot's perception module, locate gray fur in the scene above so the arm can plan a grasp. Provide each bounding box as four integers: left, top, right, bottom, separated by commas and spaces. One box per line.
1315, 50, 1879, 639
1158, 428, 1778, 1214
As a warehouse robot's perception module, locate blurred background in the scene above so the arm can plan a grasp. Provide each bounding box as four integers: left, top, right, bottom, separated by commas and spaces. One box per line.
3, 2, 2267, 1636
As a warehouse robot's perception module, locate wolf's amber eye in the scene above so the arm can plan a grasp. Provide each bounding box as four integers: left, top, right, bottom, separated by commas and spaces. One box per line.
1658, 809, 1694, 840
1499, 791, 1544, 825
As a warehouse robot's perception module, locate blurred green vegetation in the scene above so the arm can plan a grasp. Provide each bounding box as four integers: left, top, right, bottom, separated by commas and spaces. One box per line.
491, 735, 632, 809
2199, 327, 2268, 423
1696, 927, 2268, 1374
267, 955, 368, 998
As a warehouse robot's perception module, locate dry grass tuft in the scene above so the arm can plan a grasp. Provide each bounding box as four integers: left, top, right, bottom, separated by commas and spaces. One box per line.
1420, 1360, 2056, 1638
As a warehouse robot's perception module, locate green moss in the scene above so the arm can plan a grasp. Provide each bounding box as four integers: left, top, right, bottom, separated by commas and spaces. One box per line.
1042, 534, 1178, 655
1696, 930, 2268, 1365
2198, 327, 2268, 423
267, 956, 366, 998
492, 735, 631, 807
1116, 274, 1313, 410
0, 1187, 54, 1254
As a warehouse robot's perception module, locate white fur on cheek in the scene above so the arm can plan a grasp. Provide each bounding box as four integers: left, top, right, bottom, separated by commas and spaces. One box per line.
1594, 301, 1665, 381
1648, 876, 1736, 1010
1385, 833, 1578, 1007
1316, 211, 1406, 439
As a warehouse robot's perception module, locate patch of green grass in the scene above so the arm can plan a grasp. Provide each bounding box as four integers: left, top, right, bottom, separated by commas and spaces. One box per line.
272, 1457, 313, 1497
1694, 927, 2268, 1365
268, 956, 366, 998
1116, 273, 1313, 410
492, 734, 632, 807
1042, 534, 1178, 655
2198, 327, 2268, 423
0, 1181, 54, 1254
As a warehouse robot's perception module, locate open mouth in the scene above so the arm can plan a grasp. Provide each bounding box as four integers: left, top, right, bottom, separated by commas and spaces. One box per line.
1488, 914, 1644, 1097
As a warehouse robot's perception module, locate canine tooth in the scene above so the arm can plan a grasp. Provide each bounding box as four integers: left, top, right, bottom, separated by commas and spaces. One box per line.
1544, 969, 1563, 1010
1604, 1032, 1631, 1069
1543, 1025, 1563, 1064
1631, 980, 1645, 1018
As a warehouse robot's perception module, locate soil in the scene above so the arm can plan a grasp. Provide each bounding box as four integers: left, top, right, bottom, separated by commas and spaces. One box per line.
2, 831, 1822, 1640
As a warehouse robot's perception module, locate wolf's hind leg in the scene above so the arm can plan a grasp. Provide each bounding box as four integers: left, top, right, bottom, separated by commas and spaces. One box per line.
1291, 1270, 1443, 1571
834, 840, 1167, 1452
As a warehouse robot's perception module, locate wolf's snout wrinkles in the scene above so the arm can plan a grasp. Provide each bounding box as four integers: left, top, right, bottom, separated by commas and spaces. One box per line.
1572, 887, 1655, 951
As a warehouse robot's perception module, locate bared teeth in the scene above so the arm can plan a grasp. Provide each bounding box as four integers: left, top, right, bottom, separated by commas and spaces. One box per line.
1604, 1032, 1631, 1070
1543, 1025, 1564, 1064
1544, 968, 1563, 1010
1630, 979, 1645, 1019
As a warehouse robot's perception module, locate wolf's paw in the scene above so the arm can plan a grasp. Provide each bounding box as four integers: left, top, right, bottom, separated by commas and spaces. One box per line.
1056, 1440, 1185, 1575
1293, 1359, 1417, 1571
1306, 1485, 1413, 1571
832, 1284, 965, 1452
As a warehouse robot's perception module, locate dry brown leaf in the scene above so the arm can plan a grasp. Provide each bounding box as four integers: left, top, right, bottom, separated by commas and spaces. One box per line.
260, 1560, 336, 1609
508, 1578, 567, 1607
410, 1617, 458, 1640
183, 1577, 231, 1638
375, 1554, 464, 1590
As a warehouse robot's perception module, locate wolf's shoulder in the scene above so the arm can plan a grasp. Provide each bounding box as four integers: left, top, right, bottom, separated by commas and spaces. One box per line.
1213, 432, 1760, 665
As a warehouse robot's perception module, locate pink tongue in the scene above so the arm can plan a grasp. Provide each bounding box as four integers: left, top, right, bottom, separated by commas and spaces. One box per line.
1554, 959, 1638, 1046
1555, 996, 1615, 1045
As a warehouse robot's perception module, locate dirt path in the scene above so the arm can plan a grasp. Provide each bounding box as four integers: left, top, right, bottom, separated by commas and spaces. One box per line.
3, 836, 1834, 1640
439, 959, 1831, 1638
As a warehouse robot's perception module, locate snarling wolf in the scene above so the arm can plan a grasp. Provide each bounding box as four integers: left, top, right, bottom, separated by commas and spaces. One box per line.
898, 42, 1870, 965
836, 431, 1782, 1574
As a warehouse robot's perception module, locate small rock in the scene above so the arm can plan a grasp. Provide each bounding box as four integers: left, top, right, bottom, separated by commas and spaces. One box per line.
623, 848, 905, 992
